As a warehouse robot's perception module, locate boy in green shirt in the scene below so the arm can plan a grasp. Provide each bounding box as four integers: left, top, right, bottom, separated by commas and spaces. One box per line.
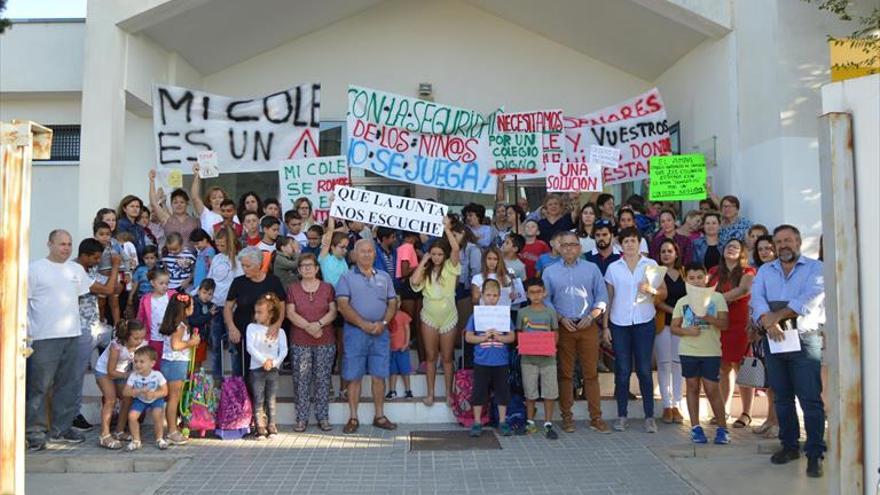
515, 278, 559, 439
671, 263, 730, 445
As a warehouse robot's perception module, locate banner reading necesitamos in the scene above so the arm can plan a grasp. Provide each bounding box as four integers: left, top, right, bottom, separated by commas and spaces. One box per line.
346, 85, 497, 194
279, 156, 349, 223
330, 186, 448, 237
152, 83, 320, 174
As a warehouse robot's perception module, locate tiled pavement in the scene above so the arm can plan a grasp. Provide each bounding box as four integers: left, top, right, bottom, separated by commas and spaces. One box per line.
27, 420, 775, 495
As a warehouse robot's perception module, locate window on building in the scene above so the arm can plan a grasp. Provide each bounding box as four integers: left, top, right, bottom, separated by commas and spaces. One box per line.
33, 125, 80, 163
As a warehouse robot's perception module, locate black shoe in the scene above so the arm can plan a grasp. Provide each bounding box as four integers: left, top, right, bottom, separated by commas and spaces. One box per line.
27, 438, 46, 451
48, 429, 85, 444
404, 390, 413, 399
544, 424, 559, 440
72, 414, 94, 432
770, 448, 800, 465
806, 456, 824, 478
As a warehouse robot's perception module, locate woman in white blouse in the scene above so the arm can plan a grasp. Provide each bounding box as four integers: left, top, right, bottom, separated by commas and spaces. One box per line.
604, 227, 667, 434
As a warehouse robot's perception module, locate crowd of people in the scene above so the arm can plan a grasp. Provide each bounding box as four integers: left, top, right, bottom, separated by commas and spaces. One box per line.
25, 166, 827, 477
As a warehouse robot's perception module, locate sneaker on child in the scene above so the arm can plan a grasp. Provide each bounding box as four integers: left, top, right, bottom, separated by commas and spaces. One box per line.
691, 426, 708, 444
544, 423, 558, 440
713, 427, 730, 445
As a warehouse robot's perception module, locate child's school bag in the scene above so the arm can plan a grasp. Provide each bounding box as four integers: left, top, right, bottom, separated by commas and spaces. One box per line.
451, 369, 489, 427
215, 346, 252, 439
186, 366, 217, 437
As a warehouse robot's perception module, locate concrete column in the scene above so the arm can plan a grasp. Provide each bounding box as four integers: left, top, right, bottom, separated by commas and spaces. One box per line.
77, 0, 128, 240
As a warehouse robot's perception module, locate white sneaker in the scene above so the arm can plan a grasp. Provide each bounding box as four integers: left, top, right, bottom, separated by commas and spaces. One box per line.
613, 418, 627, 431
644, 418, 658, 433
125, 440, 142, 452
156, 438, 169, 450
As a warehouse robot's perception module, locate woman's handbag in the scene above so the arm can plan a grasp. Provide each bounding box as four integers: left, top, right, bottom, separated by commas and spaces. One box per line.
736, 355, 767, 388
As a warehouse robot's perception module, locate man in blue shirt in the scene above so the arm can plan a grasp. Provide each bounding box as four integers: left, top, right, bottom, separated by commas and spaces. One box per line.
542, 232, 611, 434
583, 220, 621, 276
750, 225, 825, 478
372, 227, 397, 280
336, 239, 398, 435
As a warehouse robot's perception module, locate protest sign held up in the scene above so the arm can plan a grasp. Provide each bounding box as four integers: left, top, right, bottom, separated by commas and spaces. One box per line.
330, 185, 448, 237
545, 162, 603, 192
564, 88, 670, 185
152, 83, 320, 173
648, 154, 707, 201
279, 156, 350, 223
492, 109, 564, 178
346, 86, 497, 194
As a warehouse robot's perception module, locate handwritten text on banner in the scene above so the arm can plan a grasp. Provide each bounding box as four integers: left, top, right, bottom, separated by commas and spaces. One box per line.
279, 156, 349, 223
492, 109, 564, 178
330, 186, 448, 237
346, 86, 497, 194
648, 154, 707, 201
152, 83, 320, 174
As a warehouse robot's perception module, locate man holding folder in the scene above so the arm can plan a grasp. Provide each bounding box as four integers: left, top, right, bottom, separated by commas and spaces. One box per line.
750, 225, 826, 478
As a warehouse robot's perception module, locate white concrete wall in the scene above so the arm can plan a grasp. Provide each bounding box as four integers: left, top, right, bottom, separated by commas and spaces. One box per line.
0, 95, 82, 260
0, 20, 85, 92
202, 0, 651, 118
822, 74, 880, 495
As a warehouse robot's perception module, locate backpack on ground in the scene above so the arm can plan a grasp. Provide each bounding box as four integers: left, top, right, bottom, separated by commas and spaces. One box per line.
451, 369, 489, 427
215, 345, 252, 439
187, 367, 217, 437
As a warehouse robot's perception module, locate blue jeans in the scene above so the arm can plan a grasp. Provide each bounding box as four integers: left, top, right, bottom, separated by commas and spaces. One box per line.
611, 321, 656, 418
210, 312, 242, 378
763, 333, 826, 457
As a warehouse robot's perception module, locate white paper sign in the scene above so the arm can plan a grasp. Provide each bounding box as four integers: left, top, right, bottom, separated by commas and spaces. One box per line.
545, 162, 603, 192
685, 283, 717, 317
197, 150, 220, 178
589, 144, 621, 168
279, 156, 349, 224
152, 83, 320, 174
635, 265, 667, 304
329, 186, 448, 237
768, 330, 802, 354
473, 305, 512, 333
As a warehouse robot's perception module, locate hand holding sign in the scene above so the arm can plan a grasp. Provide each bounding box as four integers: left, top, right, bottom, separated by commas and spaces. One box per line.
197, 151, 220, 178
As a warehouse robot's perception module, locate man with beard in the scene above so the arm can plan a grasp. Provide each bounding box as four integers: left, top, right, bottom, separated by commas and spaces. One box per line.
750, 225, 826, 478
583, 220, 621, 276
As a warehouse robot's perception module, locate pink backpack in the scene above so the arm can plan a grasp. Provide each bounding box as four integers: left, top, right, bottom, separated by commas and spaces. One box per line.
451, 369, 489, 427
215, 375, 252, 431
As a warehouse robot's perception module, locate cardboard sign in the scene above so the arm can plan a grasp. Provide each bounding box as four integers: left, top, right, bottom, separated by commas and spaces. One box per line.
279, 156, 350, 223
329, 185, 448, 237
545, 162, 603, 192
517, 332, 556, 356
564, 88, 670, 185
648, 154, 707, 201
473, 305, 512, 333
197, 150, 220, 178
492, 109, 564, 178
346, 86, 497, 194
152, 83, 320, 174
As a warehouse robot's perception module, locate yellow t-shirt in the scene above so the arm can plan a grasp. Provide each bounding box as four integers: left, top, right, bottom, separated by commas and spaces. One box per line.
672, 292, 729, 357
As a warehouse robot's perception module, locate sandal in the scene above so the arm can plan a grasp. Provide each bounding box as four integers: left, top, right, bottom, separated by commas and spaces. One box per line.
343, 418, 359, 434
752, 421, 773, 434
764, 425, 780, 439
293, 421, 307, 433
318, 420, 332, 432
112, 431, 132, 442
732, 413, 752, 428
99, 434, 123, 450
372, 416, 397, 431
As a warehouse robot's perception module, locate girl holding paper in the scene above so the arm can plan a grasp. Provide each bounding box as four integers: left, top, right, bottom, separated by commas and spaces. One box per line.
410, 217, 460, 407
603, 227, 667, 433
708, 239, 756, 428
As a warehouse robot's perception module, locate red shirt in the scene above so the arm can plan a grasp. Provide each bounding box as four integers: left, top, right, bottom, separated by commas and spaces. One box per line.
244, 234, 261, 247
519, 240, 550, 279
389, 311, 412, 351
287, 282, 336, 347
213, 221, 243, 237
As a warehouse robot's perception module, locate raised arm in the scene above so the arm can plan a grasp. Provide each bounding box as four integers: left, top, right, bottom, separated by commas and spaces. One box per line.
445, 218, 460, 266
190, 162, 206, 216
320, 217, 335, 259
148, 170, 171, 224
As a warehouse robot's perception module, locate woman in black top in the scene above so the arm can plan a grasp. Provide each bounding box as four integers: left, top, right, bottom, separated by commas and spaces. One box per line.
654, 239, 687, 424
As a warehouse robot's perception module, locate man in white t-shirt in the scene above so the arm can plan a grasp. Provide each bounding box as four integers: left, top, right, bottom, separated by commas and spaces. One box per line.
26, 231, 120, 450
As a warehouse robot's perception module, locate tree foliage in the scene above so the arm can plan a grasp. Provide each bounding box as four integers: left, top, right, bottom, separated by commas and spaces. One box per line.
804, 0, 880, 74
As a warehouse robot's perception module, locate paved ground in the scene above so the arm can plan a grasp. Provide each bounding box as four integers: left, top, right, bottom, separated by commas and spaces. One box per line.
26, 418, 820, 495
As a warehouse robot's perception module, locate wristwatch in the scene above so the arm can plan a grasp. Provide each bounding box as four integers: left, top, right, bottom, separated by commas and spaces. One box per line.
381, 320, 388, 327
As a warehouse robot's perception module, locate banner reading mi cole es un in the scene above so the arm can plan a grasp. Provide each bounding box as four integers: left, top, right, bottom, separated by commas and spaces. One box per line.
330, 186, 448, 237
152, 83, 320, 174
346, 86, 498, 195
